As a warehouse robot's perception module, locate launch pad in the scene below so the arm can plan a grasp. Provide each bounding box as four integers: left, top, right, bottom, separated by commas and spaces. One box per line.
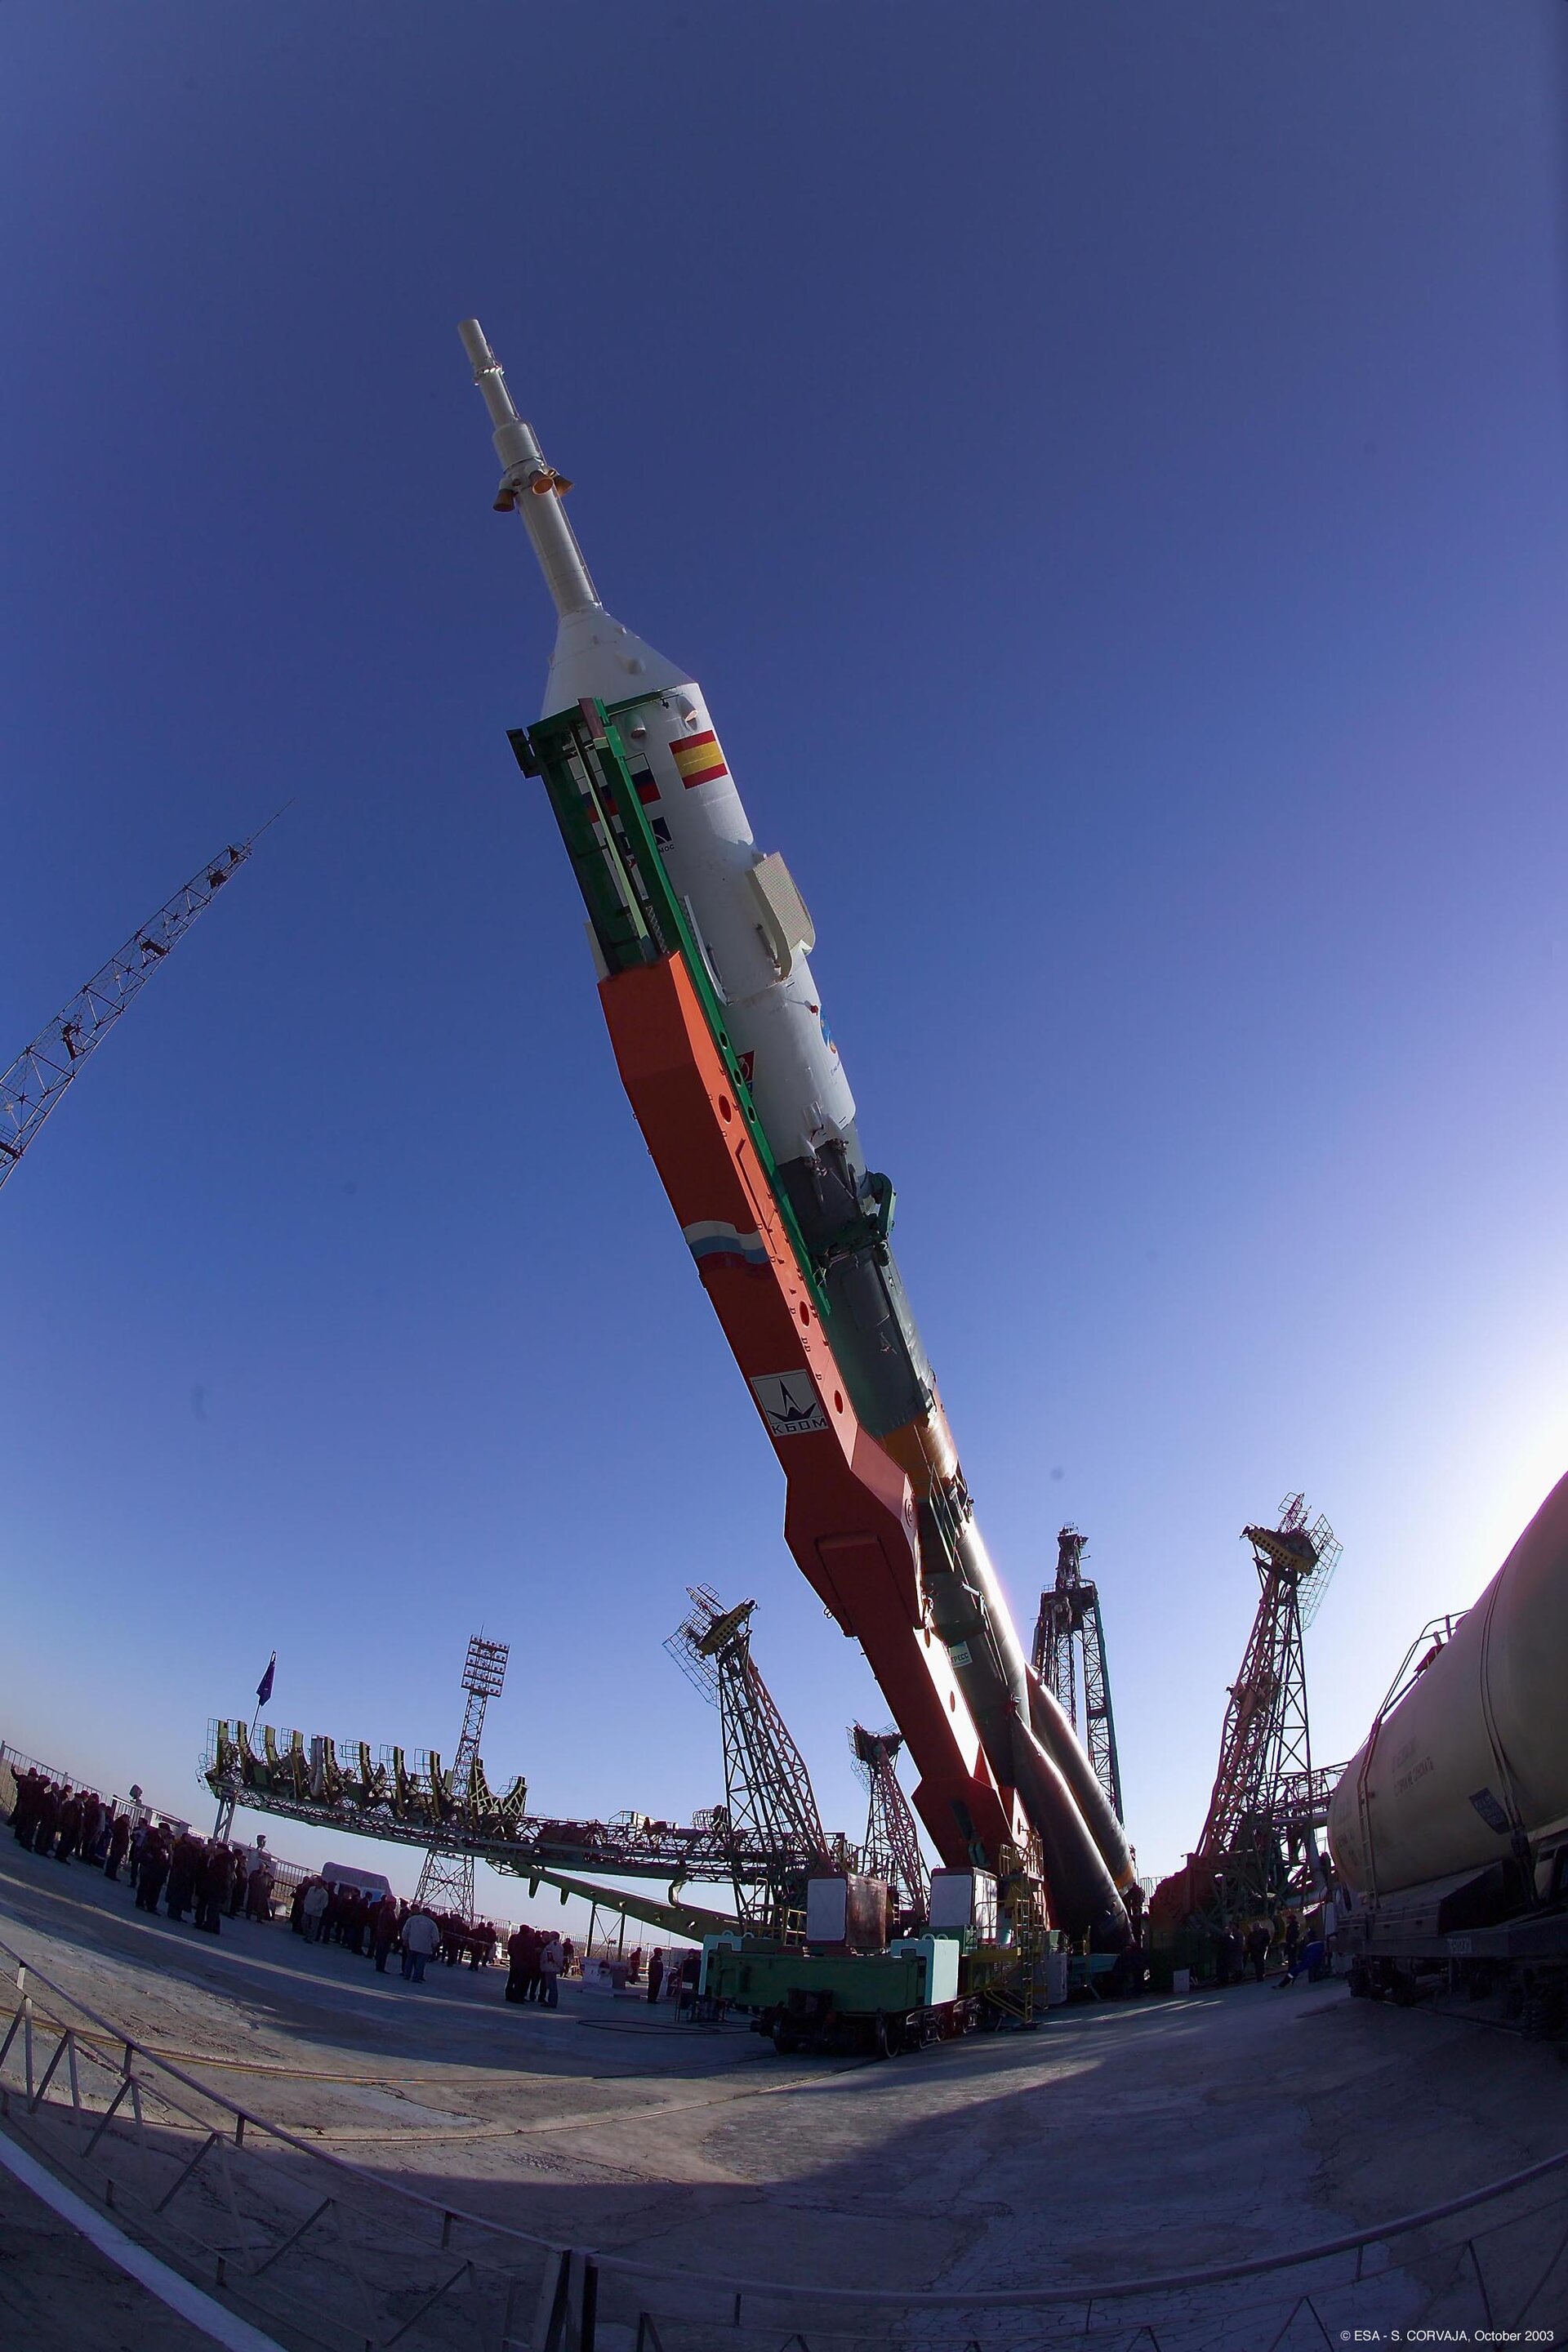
4, 1827, 1566, 2350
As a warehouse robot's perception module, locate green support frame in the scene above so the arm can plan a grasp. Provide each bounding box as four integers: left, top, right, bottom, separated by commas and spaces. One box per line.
512, 700, 831, 1325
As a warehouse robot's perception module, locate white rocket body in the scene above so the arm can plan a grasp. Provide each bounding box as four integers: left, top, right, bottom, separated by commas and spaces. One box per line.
459, 319, 857, 1174
575, 656, 858, 1171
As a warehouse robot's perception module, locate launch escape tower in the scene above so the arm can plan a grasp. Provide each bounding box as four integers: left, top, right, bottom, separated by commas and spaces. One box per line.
666, 1588, 829, 1935
1031, 1528, 1124, 1826
849, 1724, 929, 1921
1189, 1495, 1342, 1922
414, 1635, 510, 1922
1, 829, 271, 1192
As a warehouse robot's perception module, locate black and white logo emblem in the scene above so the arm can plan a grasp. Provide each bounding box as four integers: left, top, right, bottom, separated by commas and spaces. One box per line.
750, 1371, 828, 1437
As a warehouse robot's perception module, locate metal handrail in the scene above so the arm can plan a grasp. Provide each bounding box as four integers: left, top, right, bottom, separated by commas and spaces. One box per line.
0, 1931, 566, 2257
3, 1926, 1566, 2317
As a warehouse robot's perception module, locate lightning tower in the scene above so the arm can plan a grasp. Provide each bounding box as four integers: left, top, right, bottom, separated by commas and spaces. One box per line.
666, 1588, 828, 1935
1155, 1495, 1342, 1930
1031, 1527, 1125, 1825
414, 1634, 510, 1921
849, 1724, 929, 1922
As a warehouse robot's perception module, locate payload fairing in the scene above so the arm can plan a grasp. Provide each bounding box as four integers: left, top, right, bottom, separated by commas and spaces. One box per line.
461, 318, 1132, 1940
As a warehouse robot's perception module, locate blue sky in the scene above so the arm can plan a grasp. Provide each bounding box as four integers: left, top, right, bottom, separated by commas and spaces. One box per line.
2, 3, 1566, 1919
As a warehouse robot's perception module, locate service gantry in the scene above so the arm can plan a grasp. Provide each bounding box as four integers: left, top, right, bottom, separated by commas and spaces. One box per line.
414, 1634, 510, 1922
1165, 1494, 1343, 1927
2, 825, 274, 1193
1031, 1528, 1124, 1826
203, 1711, 802, 1915
849, 1724, 929, 1923
666, 1587, 830, 1936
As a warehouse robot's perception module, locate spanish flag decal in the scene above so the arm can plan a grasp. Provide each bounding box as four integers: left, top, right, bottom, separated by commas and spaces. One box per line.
670, 729, 728, 789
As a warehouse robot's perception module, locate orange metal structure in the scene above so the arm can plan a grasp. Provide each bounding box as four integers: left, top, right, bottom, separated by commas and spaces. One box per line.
601, 953, 1022, 1871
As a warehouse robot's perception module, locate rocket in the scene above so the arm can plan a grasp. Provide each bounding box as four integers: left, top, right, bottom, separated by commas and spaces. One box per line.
460, 318, 1134, 1942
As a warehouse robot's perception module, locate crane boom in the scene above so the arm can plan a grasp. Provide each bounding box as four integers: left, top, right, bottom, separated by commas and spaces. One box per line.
0, 826, 272, 1192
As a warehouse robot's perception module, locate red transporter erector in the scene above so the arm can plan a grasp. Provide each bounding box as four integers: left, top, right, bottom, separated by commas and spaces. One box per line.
598, 948, 1018, 1869
459, 318, 1133, 1941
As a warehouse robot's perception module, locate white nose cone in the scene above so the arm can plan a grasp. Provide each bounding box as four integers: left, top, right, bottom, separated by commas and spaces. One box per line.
545, 604, 691, 719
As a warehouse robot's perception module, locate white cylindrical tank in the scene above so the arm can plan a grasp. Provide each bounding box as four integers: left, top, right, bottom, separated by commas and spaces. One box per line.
1327, 1470, 1568, 1899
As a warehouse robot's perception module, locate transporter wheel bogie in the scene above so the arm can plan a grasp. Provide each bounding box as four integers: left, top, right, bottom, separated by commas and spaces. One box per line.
871, 2009, 908, 2060
753, 1994, 980, 2057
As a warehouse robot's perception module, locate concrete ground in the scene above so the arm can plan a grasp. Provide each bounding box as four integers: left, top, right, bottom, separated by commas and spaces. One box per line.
2, 1833, 1567, 2349
0, 2162, 233, 2352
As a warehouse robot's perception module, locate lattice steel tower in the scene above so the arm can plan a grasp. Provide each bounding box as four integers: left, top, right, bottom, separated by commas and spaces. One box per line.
1193, 1494, 1342, 1919
849, 1724, 929, 1921
1031, 1527, 1125, 1825
414, 1634, 510, 1920
666, 1587, 828, 1933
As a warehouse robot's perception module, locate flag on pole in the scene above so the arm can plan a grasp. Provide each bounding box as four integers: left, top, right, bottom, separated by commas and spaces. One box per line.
256, 1653, 275, 1708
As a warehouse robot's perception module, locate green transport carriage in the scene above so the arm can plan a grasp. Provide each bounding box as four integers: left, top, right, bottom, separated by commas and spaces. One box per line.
701, 1933, 981, 2057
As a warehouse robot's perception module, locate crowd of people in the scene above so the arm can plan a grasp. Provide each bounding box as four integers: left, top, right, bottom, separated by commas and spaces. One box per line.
1209, 1903, 1336, 1989
503, 1920, 569, 2004
11, 1767, 278, 1931
11, 1771, 140, 1878
287, 1877, 508, 1982
8, 1765, 699, 2002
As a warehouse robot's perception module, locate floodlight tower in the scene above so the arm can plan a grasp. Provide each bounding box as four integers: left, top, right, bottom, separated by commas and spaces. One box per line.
666, 1586, 828, 1934
414, 1634, 510, 1920
1031, 1528, 1125, 1825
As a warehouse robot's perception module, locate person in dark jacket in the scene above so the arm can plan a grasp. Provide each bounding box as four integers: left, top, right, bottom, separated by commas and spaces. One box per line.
11, 1770, 42, 1847
104, 1810, 131, 1881
165, 1831, 203, 1922
368, 1893, 395, 1972
646, 1949, 666, 2005
136, 1829, 171, 1912
1245, 1922, 1271, 1983
31, 1780, 60, 1855
195, 1842, 233, 1934
38, 1783, 64, 1857
54, 1788, 83, 1864
78, 1794, 105, 1862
